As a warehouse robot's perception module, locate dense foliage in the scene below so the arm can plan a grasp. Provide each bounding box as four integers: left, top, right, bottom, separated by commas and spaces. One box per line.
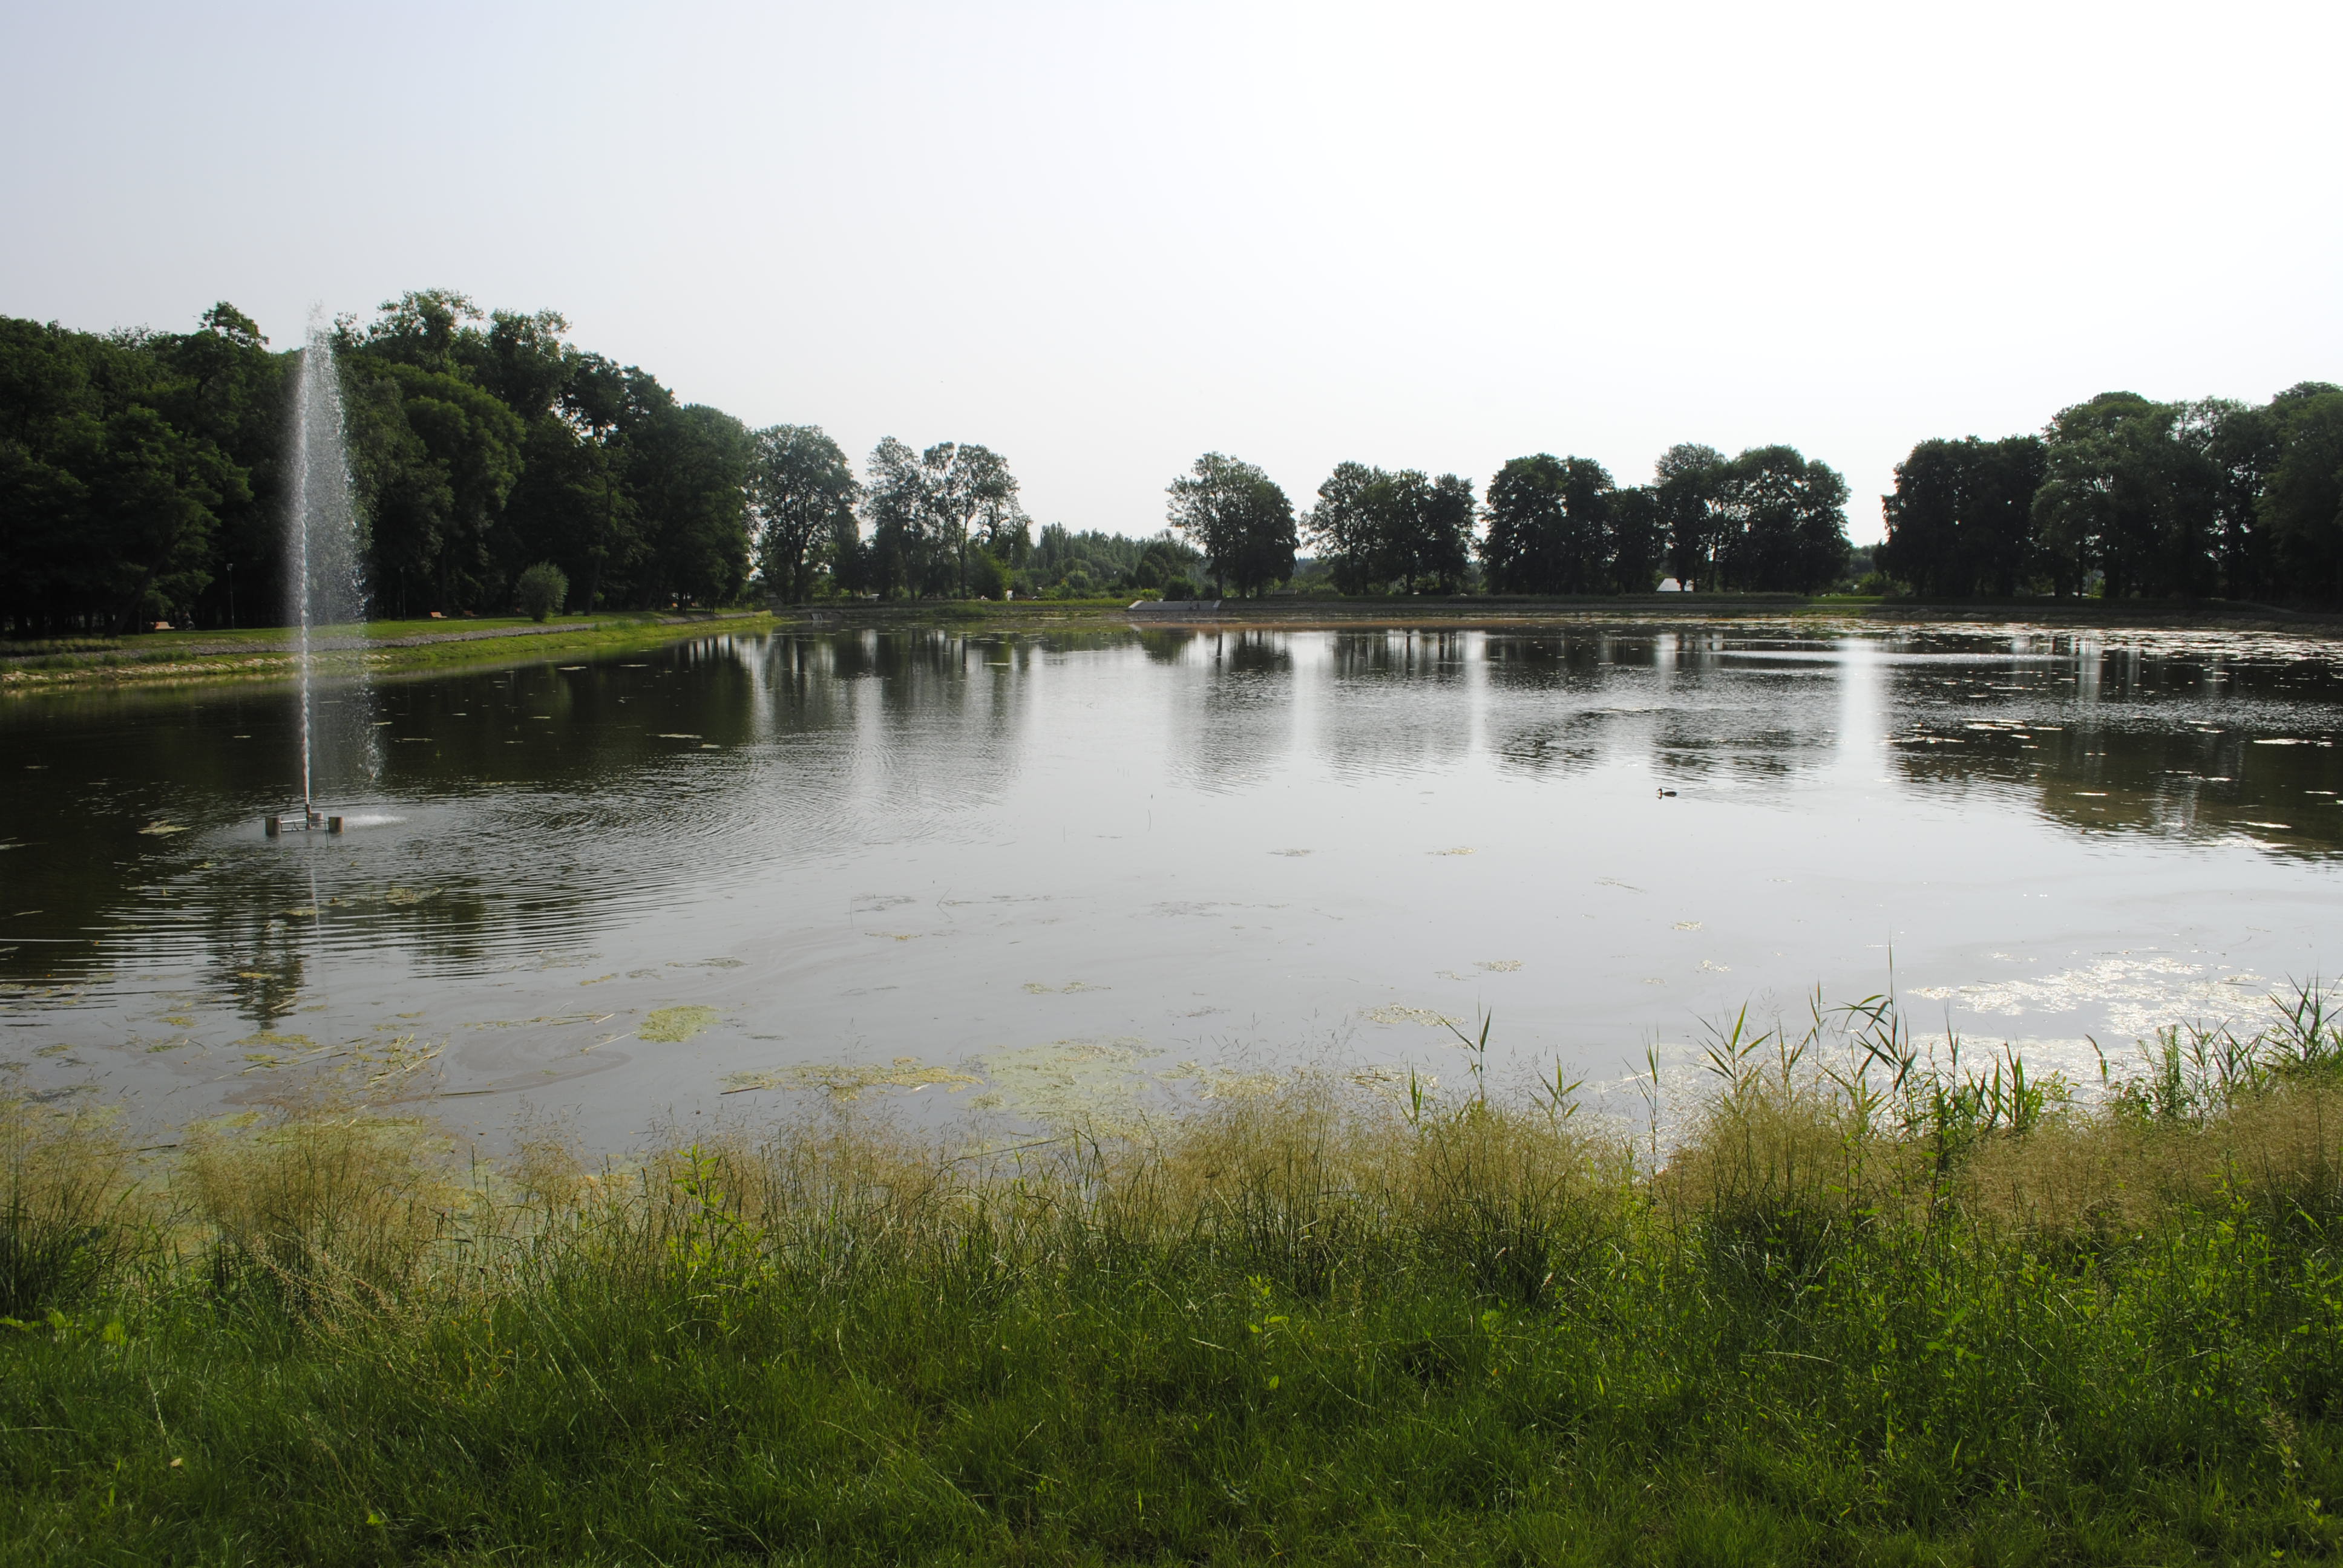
8, 991, 2343, 1561
1166, 452, 1299, 598
1293, 440, 1852, 598
0, 295, 776, 636
8, 293, 2335, 628
1881, 384, 2343, 600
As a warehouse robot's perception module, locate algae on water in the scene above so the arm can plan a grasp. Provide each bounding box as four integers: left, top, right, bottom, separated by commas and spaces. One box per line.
640, 1006, 720, 1043
723, 1057, 981, 1098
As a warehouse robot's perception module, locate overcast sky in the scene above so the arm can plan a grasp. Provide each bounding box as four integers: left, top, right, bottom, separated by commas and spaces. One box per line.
5, 1, 2338, 544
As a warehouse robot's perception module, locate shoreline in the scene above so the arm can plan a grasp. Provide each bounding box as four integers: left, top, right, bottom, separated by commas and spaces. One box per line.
0, 610, 776, 692
5, 988, 2341, 1560
8, 595, 2338, 694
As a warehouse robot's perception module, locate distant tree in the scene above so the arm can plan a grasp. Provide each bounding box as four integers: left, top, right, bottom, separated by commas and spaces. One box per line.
1483, 455, 1644, 592
630, 402, 753, 607
921, 442, 1025, 596
1713, 446, 1851, 592
749, 425, 860, 602
2032, 393, 2214, 598
85, 405, 242, 632
966, 547, 1009, 599
864, 437, 936, 598
1879, 434, 2046, 597
2180, 398, 2284, 599
1168, 452, 1295, 597
1480, 454, 1565, 592
474, 310, 572, 420
1394, 471, 1476, 592
554, 351, 660, 612
1309, 465, 1473, 592
1608, 485, 1665, 591
356, 289, 481, 374
160, 303, 285, 628
828, 506, 871, 596
1026, 525, 1196, 594
1305, 462, 1385, 592
361, 359, 526, 612
2262, 387, 2343, 600
1654, 443, 1729, 584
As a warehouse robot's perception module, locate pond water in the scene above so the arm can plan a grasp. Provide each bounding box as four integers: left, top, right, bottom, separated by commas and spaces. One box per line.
4, 621, 2340, 1146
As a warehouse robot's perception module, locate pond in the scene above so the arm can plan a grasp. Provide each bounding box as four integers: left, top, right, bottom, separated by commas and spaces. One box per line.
4, 621, 2339, 1146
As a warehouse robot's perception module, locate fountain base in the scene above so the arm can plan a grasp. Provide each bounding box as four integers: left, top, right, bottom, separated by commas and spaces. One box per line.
264, 811, 342, 837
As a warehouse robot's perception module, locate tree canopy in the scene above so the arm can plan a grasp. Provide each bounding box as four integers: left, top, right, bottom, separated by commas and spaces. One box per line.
1875, 385, 2343, 602
0, 293, 771, 634
4, 293, 2335, 633
1167, 454, 1296, 598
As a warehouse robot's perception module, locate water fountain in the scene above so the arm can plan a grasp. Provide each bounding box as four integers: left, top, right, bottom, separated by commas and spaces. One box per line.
264, 317, 370, 838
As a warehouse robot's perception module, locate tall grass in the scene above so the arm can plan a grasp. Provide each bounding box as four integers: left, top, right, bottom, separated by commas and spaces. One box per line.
7, 988, 2343, 1563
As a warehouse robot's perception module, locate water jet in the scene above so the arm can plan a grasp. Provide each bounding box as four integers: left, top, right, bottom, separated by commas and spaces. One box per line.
264, 316, 370, 837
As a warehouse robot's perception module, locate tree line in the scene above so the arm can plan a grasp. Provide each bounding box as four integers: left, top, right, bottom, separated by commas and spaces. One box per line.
4, 288, 2336, 636
1158, 442, 1853, 598
1878, 385, 2343, 600
0, 293, 772, 636
0, 293, 1204, 633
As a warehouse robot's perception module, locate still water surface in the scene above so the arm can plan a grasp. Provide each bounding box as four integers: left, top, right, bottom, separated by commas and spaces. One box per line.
4, 622, 2339, 1145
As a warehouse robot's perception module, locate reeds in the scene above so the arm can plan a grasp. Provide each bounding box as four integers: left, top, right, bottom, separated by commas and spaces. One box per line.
6, 985, 2343, 1562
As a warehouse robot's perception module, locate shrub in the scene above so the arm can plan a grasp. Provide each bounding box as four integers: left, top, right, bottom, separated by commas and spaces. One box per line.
515, 562, 569, 622
967, 550, 1008, 601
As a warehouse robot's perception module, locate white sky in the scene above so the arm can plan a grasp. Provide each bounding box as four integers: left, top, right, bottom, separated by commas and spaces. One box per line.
5, 1, 2338, 545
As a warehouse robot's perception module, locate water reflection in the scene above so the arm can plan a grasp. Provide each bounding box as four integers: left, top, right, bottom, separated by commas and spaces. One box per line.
2, 622, 2338, 1139
1172, 632, 1296, 794
1883, 644, 2343, 853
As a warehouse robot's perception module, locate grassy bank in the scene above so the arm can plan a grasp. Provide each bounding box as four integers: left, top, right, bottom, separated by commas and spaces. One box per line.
0, 611, 775, 691
8, 995, 2343, 1563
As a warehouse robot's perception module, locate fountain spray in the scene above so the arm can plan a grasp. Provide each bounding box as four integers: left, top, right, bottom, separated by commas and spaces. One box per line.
264, 315, 368, 839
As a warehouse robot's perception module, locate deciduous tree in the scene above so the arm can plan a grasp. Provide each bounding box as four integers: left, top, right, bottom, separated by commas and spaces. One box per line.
749, 425, 860, 603
1168, 453, 1295, 597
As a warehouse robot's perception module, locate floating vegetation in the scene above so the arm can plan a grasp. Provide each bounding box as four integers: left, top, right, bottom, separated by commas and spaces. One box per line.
1023, 981, 1108, 995
1365, 1004, 1460, 1028
721, 1057, 981, 1098
638, 1005, 721, 1044
972, 1037, 1160, 1131
136, 822, 191, 835
1909, 955, 2267, 1039
669, 958, 744, 969
234, 1030, 318, 1054
1475, 959, 1521, 973
1428, 846, 1475, 856
470, 1013, 615, 1030
382, 886, 439, 906
1673, 920, 1703, 931
1161, 1060, 1281, 1099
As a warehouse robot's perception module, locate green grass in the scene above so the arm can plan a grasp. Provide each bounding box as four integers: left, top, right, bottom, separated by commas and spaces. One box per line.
0, 611, 775, 689
8, 991, 2343, 1563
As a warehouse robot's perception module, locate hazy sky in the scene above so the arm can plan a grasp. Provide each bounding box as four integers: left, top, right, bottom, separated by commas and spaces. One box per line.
5, 1, 2339, 544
